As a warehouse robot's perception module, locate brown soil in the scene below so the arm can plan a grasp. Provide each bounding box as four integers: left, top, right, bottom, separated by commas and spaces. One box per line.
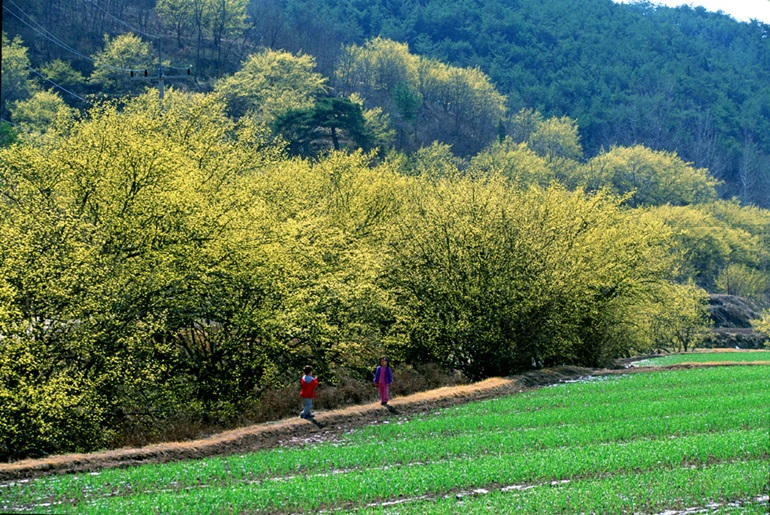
1, 361, 765, 482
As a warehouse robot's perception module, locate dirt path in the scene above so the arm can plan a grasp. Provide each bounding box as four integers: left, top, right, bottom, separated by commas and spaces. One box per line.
0, 366, 597, 481
1, 362, 761, 481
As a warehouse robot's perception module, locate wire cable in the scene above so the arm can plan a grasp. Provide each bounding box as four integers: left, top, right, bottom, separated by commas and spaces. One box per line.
4, 4, 140, 72
78, 0, 191, 71
80, 0, 162, 40
25, 66, 91, 104
3, 4, 97, 65
4, 2, 193, 74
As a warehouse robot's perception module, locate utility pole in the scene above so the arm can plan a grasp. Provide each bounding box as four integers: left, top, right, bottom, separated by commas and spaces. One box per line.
130, 40, 191, 108
158, 44, 165, 104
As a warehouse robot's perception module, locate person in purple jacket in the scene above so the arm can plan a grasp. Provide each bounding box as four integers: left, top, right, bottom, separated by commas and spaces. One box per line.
373, 356, 393, 405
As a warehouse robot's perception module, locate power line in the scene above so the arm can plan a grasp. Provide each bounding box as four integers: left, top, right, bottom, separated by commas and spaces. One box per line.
5, 2, 198, 115
4, 1, 191, 73
4, 3, 136, 72
78, 0, 191, 72
3, 4, 97, 65
5, 0, 87, 54
80, 0, 162, 41
25, 66, 91, 104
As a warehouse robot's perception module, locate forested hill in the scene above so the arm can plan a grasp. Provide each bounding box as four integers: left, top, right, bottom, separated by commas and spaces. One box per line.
2, 0, 769, 205
270, 0, 770, 205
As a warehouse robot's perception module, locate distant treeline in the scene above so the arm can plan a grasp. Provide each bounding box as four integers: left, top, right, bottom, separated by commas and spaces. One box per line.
2, 0, 769, 206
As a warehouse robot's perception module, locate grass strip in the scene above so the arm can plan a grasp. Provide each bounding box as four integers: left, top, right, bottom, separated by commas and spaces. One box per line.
633, 351, 770, 367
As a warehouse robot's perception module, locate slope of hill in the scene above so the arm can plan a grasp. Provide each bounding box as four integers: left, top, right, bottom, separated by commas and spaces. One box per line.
281, 0, 770, 204
3, 0, 769, 205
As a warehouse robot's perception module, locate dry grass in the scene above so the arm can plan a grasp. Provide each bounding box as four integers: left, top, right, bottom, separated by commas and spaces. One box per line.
0, 366, 588, 481
108, 363, 467, 450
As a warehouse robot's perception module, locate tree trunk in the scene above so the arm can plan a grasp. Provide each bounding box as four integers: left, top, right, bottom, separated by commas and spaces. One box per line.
331, 126, 339, 151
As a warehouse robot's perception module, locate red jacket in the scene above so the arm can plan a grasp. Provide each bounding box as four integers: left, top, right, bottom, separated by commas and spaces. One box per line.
300, 376, 318, 398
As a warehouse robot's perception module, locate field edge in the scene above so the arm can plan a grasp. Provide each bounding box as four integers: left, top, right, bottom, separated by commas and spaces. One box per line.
2, 360, 767, 480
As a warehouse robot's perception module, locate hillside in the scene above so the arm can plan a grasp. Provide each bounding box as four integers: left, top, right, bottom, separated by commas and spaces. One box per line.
3, 0, 770, 205
287, 0, 770, 205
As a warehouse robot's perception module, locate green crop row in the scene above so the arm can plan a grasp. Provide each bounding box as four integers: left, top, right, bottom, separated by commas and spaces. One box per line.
347, 366, 768, 425
469, 366, 767, 404
8, 381, 767, 507
10, 402, 765, 507
342, 389, 768, 443
535, 364, 768, 394
350, 459, 769, 514
390, 382, 765, 422
634, 351, 770, 367
13, 427, 765, 514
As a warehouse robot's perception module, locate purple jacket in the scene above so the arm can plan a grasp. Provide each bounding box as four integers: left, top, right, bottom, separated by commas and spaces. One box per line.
373, 366, 393, 385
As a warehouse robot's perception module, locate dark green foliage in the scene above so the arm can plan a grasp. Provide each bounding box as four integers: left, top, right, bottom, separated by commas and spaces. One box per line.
273, 97, 373, 156
256, 0, 770, 206
0, 122, 19, 148
391, 82, 422, 123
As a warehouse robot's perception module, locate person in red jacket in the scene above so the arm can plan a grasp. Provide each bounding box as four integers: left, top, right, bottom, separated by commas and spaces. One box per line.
299, 365, 318, 419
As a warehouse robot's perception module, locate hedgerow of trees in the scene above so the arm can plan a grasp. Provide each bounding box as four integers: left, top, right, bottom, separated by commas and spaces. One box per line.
3, 83, 751, 458
2, 20, 770, 460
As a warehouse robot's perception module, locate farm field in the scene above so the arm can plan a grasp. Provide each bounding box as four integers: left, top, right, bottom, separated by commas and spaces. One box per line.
632, 350, 770, 367
2, 365, 768, 514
